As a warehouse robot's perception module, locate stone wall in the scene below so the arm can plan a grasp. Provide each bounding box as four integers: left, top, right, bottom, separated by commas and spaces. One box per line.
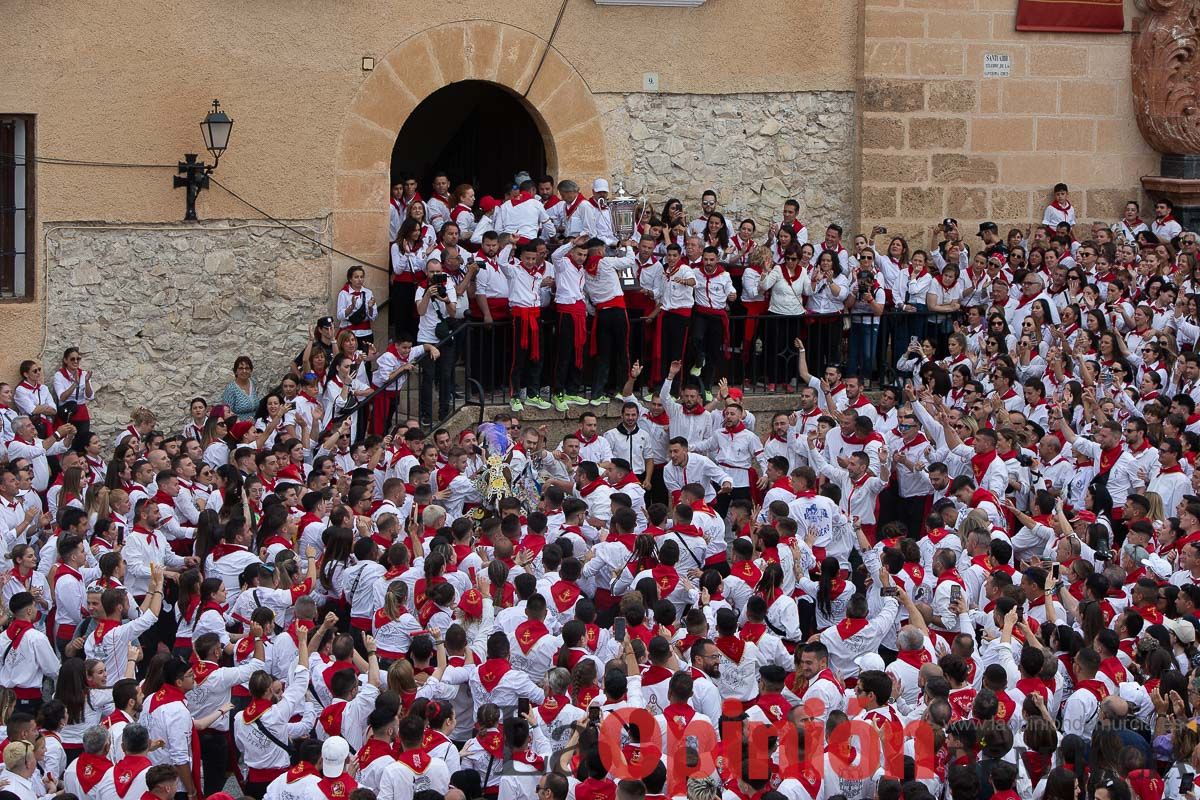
45, 220, 331, 436
599, 92, 857, 228
861, 0, 1156, 243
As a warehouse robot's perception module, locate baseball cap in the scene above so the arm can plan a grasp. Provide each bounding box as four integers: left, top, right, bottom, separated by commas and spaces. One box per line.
321, 736, 350, 777
480, 196, 500, 214
1070, 509, 1097, 524
593, 178, 610, 194
855, 653, 886, 672
976, 221, 998, 236
1167, 617, 1197, 645
1141, 554, 1172, 580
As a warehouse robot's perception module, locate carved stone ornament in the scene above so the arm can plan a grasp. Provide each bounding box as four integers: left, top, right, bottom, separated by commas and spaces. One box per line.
1132, 0, 1200, 155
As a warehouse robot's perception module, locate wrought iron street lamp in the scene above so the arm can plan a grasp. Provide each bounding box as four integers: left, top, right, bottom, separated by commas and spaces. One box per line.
174, 99, 234, 221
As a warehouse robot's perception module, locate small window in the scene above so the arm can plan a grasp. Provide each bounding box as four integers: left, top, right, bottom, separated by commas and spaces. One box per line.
0, 116, 34, 300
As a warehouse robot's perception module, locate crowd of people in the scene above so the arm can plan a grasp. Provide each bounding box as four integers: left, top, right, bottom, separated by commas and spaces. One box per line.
0, 173, 1194, 800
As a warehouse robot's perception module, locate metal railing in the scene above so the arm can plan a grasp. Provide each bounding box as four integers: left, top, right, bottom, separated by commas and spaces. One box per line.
356, 310, 960, 428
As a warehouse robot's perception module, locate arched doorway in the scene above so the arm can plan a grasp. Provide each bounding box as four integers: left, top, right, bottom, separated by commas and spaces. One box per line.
391, 81, 547, 200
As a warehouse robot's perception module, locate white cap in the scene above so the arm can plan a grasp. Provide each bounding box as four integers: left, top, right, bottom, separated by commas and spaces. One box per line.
321, 736, 350, 777
1141, 554, 1172, 580
855, 653, 886, 672
593, 178, 610, 193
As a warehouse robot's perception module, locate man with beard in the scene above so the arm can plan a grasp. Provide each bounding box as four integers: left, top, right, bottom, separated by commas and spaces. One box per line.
685, 639, 724, 722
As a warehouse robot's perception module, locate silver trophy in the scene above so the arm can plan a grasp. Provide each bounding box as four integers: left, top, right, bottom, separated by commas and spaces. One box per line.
608, 181, 643, 289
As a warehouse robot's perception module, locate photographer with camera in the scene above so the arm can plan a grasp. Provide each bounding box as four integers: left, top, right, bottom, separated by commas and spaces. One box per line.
415, 259, 458, 426
846, 249, 885, 382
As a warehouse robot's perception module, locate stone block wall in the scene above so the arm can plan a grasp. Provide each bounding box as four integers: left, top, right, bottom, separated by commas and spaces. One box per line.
861, 0, 1156, 244
44, 221, 331, 435
599, 91, 857, 230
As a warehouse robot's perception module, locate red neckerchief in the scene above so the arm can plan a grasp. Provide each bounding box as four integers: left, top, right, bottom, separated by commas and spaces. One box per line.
435, 463, 460, 490
644, 409, 669, 426
721, 422, 747, 436
242, 697, 273, 724
112, 755, 152, 798
478, 658, 511, 691
317, 774, 358, 798
515, 619, 549, 655
651, 565, 680, 595
895, 648, 932, 669
550, 580, 582, 613
937, 568, 966, 588
191, 658, 220, 686
148, 682, 187, 713
1098, 444, 1123, 474
286, 618, 314, 647
730, 560, 763, 586
681, 401, 707, 416
75, 752, 112, 793
755, 692, 793, 724
537, 694, 571, 725
609, 472, 640, 490
476, 727, 504, 759
93, 617, 121, 645
355, 738, 394, 772
714, 634, 746, 663
835, 617, 869, 639
578, 477, 606, 497
5, 618, 33, 649
1051, 200, 1073, 213
132, 524, 160, 548
209, 541, 248, 561
970, 449, 999, 485
740, 622, 767, 644
8, 566, 31, 588
1075, 678, 1109, 704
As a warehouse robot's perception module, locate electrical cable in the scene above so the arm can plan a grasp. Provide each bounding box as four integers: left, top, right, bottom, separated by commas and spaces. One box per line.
209, 176, 391, 274
0, 152, 391, 272
523, 0, 571, 98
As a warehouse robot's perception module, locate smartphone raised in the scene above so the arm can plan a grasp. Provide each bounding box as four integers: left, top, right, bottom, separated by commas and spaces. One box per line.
518, 698, 531, 716
950, 584, 963, 604
613, 617, 627, 643
588, 705, 601, 725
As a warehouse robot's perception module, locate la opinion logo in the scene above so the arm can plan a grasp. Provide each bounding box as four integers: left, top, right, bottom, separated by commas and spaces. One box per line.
593, 697, 940, 794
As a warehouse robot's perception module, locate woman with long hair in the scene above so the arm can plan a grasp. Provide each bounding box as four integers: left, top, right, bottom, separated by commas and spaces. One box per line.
3, 543, 50, 615
173, 568, 203, 657
374, 580, 419, 664
200, 416, 230, 471
390, 216, 432, 340
53, 658, 114, 759
753, 563, 801, 644
794, 557, 849, 633
804, 249, 849, 374
702, 212, 729, 257
83, 483, 110, 535
192, 577, 231, 652
55, 467, 85, 515
79, 432, 107, 485
207, 463, 243, 519
317, 526, 354, 628
760, 244, 808, 392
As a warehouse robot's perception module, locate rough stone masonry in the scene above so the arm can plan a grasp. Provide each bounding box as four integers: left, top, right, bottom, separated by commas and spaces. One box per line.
599, 91, 857, 228
45, 220, 331, 436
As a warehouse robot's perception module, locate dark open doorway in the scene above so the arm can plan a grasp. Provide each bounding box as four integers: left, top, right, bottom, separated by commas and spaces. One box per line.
391, 80, 548, 201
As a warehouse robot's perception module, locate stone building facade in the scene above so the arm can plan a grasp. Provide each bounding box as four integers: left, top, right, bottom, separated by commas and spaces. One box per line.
0, 0, 1156, 432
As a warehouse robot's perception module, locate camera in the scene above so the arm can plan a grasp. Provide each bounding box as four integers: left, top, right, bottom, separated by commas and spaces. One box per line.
427, 272, 449, 297
1016, 454, 1034, 468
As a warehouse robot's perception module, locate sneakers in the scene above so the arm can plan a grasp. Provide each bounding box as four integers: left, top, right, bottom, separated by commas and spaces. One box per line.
689, 365, 702, 377
590, 395, 611, 406
563, 394, 588, 405
510, 398, 524, 412
553, 394, 569, 412
526, 396, 551, 410
703, 390, 713, 403
642, 391, 655, 404
766, 383, 776, 393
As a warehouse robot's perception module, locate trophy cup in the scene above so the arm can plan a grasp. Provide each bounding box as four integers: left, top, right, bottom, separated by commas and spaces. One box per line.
608, 181, 642, 289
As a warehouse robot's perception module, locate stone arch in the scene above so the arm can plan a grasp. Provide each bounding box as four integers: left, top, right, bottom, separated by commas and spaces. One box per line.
332, 20, 609, 290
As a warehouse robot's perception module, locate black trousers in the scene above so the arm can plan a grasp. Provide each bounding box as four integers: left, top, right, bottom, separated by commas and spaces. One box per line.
419, 339, 455, 424
766, 313, 805, 384
510, 321, 544, 396
714, 486, 751, 520
554, 311, 587, 395
659, 311, 691, 388
199, 728, 229, 797
689, 312, 727, 390
647, 465, 668, 507
389, 281, 418, 340
591, 308, 629, 397
628, 306, 648, 386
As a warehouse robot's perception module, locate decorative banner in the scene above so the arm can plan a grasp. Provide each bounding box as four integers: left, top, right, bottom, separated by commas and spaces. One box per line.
1016, 0, 1124, 33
